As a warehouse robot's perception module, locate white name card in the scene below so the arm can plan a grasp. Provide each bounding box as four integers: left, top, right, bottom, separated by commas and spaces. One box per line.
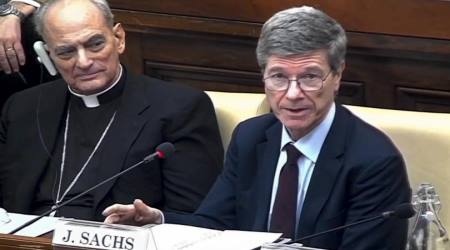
52, 218, 149, 250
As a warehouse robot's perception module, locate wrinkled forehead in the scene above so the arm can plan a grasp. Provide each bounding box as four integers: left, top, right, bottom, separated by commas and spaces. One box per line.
43, 7, 111, 45
43, 0, 108, 38
264, 51, 331, 71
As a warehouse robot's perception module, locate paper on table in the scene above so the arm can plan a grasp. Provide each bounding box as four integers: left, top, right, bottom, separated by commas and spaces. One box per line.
147, 224, 221, 250
0, 212, 59, 237
147, 223, 281, 250
191, 230, 283, 250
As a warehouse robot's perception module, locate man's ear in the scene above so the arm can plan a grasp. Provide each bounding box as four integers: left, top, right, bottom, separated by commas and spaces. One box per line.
339, 62, 346, 74
113, 23, 126, 54
335, 62, 345, 79
333, 62, 345, 95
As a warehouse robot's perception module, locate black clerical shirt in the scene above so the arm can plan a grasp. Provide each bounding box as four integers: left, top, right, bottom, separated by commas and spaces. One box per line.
32, 74, 125, 220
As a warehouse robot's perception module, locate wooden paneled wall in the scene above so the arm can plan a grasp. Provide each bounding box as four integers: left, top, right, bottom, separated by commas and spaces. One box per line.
109, 0, 450, 112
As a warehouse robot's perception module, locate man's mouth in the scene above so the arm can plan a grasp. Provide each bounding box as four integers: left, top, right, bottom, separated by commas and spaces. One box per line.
284, 107, 310, 117
76, 71, 101, 81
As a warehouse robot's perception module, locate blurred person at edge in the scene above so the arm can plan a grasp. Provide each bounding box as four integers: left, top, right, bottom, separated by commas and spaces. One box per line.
0, 0, 58, 109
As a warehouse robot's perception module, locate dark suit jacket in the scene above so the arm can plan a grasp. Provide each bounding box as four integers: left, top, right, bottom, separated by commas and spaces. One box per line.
165, 104, 411, 250
0, 71, 223, 220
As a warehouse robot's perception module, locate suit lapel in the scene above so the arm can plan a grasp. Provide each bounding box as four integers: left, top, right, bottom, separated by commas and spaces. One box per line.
36, 81, 69, 159
253, 120, 282, 231
297, 105, 351, 238
15, 81, 68, 211
93, 73, 152, 206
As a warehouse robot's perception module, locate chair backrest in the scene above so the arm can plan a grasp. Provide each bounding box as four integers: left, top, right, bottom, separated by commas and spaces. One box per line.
206, 91, 450, 229
205, 91, 270, 150
345, 105, 450, 229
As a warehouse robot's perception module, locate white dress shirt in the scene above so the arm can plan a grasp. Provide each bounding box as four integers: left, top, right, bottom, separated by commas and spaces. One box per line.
268, 103, 336, 235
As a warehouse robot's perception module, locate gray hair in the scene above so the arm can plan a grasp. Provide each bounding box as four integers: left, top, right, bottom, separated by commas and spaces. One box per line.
256, 6, 347, 73
34, 0, 114, 38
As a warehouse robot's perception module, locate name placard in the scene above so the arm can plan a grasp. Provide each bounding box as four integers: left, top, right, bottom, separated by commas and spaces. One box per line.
52, 218, 148, 250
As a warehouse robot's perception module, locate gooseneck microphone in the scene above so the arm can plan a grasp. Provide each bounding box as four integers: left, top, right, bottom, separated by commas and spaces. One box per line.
9, 142, 175, 235
287, 203, 415, 244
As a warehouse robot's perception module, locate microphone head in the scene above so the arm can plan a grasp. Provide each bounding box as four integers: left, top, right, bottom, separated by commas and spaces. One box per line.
156, 142, 175, 159
394, 203, 416, 219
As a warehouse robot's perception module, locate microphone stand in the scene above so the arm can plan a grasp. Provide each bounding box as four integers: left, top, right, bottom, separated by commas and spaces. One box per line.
286, 214, 386, 244
9, 152, 159, 235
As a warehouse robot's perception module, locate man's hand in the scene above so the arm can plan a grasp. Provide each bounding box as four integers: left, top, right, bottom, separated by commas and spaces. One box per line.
103, 199, 163, 226
0, 15, 25, 74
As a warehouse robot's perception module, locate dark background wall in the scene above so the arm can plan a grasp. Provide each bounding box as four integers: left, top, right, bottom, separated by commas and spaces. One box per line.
2, 0, 449, 113
109, 0, 450, 113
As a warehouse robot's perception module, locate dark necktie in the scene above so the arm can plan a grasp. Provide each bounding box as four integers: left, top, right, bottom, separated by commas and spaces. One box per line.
270, 143, 302, 239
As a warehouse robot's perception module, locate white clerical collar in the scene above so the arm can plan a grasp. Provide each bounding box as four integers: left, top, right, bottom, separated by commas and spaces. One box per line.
67, 64, 123, 108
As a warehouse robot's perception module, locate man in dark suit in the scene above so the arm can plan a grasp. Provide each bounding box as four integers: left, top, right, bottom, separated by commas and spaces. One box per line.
102, 6, 411, 249
0, 0, 223, 221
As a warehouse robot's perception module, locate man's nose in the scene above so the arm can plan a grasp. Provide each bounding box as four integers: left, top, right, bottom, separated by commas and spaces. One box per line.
285, 80, 305, 99
75, 49, 93, 68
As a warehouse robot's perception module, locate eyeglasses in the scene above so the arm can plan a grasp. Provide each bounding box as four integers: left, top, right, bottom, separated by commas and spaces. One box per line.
263, 71, 332, 92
